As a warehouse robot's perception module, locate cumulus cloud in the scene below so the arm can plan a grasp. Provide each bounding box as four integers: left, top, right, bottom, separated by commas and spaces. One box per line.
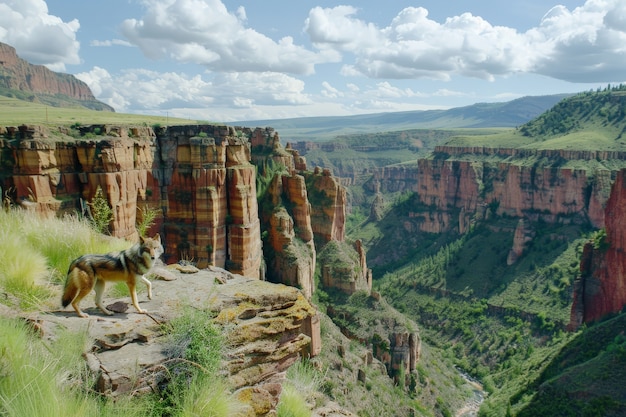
120, 0, 334, 74
90, 39, 133, 47
0, 0, 80, 71
304, 0, 626, 83
530, 0, 626, 82
321, 81, 343, 98
75, 66, 311, 116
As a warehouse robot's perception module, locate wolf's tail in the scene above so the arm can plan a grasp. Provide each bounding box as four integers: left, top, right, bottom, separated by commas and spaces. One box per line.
61, 272, 78, 307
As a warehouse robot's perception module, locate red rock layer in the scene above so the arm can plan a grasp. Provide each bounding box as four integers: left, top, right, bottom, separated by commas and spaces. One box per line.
4, 124, 267, 279
305, 167, 346, 244
569, 169, 626, 328
158, 126, 263, 277
414, 156, 611, 233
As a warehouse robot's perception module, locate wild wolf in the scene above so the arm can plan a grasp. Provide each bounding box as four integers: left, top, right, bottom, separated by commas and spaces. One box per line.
62, 234, 163, 318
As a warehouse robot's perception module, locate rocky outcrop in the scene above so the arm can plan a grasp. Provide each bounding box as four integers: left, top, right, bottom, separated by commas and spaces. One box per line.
569, 169, 626, 329
305, 167, 346, 244
8, 125, 155, 242
31, 266, 320, 416
265, 173, 316, 300
0, 42, 113, 111
157, 125, 263, 277
386, 332, 420, 387
320, 240, 372, 296
507, 219, 535, 265
369, 192, 385, 222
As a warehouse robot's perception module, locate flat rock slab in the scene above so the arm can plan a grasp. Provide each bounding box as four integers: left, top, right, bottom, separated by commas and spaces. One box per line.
34, 269, 221, 395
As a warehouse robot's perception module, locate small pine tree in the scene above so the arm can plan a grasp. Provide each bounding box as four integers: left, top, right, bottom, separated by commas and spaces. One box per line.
88, 186, 113, 234
137, 205, 158, 237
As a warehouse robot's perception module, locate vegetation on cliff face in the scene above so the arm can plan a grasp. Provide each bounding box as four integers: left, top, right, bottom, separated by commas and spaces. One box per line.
337, 89, 626, 415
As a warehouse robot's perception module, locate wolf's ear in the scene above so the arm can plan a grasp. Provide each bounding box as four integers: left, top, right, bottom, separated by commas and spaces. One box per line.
139, 235, 146, 244
154, 233, 161, 242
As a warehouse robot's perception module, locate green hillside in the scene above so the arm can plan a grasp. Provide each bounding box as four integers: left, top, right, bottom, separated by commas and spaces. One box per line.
230, 94, 569, 141
0, 96, 200, 127
446, 86, 626, 152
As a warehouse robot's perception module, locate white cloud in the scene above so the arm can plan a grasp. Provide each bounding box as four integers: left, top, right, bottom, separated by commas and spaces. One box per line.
120, 0, 332, 74
305, 0, 626, 84
90, 39, 133, 47
0, 0, 80, 71
529, 0, 626, 82
75, 66, 312, 118
433, 89, 468, 97
321, 81, 342, 98
305, 6, 382, 51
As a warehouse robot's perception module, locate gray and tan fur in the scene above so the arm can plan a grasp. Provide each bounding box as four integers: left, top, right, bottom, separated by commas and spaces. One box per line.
62, 234, 163, 318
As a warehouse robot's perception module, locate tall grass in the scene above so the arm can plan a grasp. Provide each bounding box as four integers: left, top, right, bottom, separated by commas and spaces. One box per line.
157, 307, 242, 417
276, 358, 323, 417
0, 317, 147, 417
0, 209, 129, 309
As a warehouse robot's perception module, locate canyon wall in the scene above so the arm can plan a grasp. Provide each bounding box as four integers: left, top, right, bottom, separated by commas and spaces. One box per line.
1, 123, 356, 292
400, 147, 616, 234
2, 124, 269, 278
305, 167, 346, 244
156, 125, 263, 277
569, 168, 626, 329
365, 165, 419, 194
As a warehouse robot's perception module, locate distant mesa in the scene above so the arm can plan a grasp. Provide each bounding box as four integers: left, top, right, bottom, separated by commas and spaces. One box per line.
0, 42, 113, 112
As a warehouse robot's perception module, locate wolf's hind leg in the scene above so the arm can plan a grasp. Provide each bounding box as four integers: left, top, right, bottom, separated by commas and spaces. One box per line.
94, 279, 113, 315
71, 285, 92, 318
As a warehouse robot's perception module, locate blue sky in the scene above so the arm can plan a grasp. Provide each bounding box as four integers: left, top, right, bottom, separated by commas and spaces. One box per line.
0, 0, 625, 122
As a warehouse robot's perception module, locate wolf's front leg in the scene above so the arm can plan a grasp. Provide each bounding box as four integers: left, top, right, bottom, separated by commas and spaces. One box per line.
141, 275, 152, 300
128, 281, 147, 314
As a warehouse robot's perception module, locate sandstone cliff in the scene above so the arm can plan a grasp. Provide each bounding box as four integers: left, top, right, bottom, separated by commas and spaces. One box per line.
2, 124, 267, 278
365, 165, 419, 194
404, 147, 617, 234
1, 122, 360, 296
569, 168, 626, 329
0, 42, 113, 111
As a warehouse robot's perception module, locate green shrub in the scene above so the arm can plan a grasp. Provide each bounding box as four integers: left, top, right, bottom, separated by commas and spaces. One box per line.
157, 308, 241, 417
136, 205, 159, 237
276, 358, 322, 417
88, 186, 113, 234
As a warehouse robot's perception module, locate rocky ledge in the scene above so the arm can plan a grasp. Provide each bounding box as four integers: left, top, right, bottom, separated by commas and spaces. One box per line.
12, 265, 320, 417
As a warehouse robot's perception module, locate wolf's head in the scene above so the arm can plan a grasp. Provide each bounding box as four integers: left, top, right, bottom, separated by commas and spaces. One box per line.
140, 234, 163, 262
